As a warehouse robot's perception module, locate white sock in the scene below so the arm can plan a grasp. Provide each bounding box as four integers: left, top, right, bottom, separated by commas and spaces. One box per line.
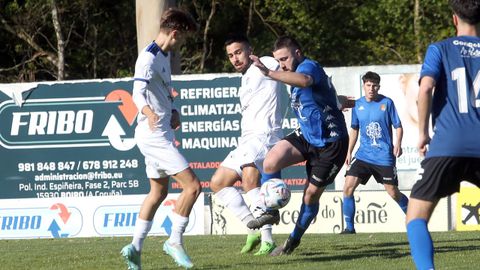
261, 224, 274, 243
216, 186, 254, 226
131, 218, 153, 252
169, 212, 189, 245
246, 187, 267, 216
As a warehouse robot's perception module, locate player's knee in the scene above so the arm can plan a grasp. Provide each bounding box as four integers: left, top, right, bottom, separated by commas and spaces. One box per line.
263, 160, 277, 174
210, 175, 225, 193
184, 180, 202, 198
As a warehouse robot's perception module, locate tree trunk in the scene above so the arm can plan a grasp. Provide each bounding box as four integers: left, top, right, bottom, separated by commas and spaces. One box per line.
413, 0, 422, 63
51, 0, 65, 80
135, 0, 181, 73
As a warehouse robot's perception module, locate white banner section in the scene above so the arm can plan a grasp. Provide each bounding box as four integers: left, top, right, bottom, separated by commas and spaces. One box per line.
210, 191, 449, 235
0, 193, 204, 239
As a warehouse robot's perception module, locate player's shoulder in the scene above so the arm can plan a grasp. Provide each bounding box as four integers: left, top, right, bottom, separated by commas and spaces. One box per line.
378, 94, 393, 103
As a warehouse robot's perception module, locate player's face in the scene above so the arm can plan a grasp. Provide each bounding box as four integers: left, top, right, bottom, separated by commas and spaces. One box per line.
226, 42, 252, 73
363, 80, 380, 101
273, 47, 299, 72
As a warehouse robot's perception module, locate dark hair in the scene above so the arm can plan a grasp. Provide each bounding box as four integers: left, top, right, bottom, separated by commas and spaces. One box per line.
449, 0, 480, 25
224, 33, 250, 47
362, 71, 381, 84
273, 36, 302, 52
160, 8, 198, 33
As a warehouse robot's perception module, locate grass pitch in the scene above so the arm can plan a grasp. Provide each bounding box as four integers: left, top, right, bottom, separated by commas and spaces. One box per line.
0, 231, 478, 269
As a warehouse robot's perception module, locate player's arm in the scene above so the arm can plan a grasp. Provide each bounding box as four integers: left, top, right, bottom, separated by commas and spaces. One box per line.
132, 77, 159, 131
394, 126, 403, 157
346, 128, 359, 165
417, 76, 435, 157
250, 55, 313, 88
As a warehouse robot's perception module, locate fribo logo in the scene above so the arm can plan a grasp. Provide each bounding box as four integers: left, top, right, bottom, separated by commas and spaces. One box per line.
0, 203, 82, 239
11, 110, 94, 135
0, 89, 138, 151
93, 199, 197, 236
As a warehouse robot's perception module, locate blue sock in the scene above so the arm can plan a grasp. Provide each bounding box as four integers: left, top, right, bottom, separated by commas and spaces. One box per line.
343, 196, 355, 231
407, 218, 434, 270
290, 202, 319, 240
398, 193, 409, 214
260, 171, 281, 185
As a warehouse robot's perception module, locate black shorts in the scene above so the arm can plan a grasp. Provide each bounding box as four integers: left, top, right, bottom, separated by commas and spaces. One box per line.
410, 157, 480, 201
284, 130, 348, 188
345, 158, 398, 185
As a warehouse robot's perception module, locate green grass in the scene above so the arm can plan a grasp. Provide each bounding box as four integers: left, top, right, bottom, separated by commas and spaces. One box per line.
0, 231, 479, 269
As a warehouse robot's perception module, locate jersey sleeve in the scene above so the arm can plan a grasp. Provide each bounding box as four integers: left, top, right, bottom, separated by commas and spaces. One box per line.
296, 61, 321, 85
388, 99, 402, 128
132, 55, 154, 113
351, 104, 359, 129
420, 44, 442, 82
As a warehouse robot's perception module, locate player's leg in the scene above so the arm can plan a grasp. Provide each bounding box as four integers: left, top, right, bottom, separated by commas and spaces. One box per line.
247, 139, 304, 230
342, 175, 361, 234
380, 165, 408, 213
121, 176, 169, 270
406, 198, 438, 270
384, 183, 409, 213
163, 167, 201, 269
240, 166, 278, 255
211, 166, 258, 228
272, 136, 348, 255
406, 157, 452, 270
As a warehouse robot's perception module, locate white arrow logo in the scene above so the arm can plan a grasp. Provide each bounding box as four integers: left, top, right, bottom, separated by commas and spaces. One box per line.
102, 115, 136, 151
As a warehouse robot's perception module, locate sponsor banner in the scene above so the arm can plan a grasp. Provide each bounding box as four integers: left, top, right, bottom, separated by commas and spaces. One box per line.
210, 190, 449, 235
456, 186, 480, 231
0, 75, 309, 200
0, 193, 204, 239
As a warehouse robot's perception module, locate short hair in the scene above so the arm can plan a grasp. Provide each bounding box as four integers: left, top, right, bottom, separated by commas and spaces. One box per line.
362, 71, 381, 84
160, 8, 198, 33
273, 36, 302, 52
449, 0, 480, 25
224, 33, 250, 47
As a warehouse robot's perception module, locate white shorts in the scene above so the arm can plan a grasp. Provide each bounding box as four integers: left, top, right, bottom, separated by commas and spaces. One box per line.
135, 133, 189, 179
221, 132, 281, 177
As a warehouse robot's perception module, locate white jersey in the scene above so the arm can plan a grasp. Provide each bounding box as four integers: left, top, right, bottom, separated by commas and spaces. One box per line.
221, 57, 284, 176
132, 42, 175, 140
239, 56, 283, 140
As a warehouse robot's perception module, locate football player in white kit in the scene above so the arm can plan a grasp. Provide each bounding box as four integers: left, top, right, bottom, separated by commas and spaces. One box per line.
210, 34, 285, 256
120, 8, 200, 270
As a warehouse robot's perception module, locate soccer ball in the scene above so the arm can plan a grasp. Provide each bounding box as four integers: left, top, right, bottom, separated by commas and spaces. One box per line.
260, 178, 291, 210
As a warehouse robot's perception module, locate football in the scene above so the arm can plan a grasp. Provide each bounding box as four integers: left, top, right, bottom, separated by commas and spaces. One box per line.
260, 178, 291, 210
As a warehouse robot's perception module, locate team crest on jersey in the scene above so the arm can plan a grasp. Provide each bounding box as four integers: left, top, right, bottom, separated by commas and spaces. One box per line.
380, 104, 386, 111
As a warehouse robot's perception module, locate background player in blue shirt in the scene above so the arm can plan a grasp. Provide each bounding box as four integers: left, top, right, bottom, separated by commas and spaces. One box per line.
406, 1, 480, 269
250, 36, 351, 255
341, 71, 409, 234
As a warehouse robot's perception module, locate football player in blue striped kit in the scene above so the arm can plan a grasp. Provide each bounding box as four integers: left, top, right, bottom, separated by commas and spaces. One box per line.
249, 36, 350, 255
406, 0, 480, 269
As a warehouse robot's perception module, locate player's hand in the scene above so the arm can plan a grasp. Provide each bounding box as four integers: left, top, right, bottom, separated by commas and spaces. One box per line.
417, 134, 430, 157
345, 153, 352, 165
170, 110, 180, 129
337, 95, 355, 111
249, 55, 270, 76
147, 113, 160, 131
394, 145, 403, 157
